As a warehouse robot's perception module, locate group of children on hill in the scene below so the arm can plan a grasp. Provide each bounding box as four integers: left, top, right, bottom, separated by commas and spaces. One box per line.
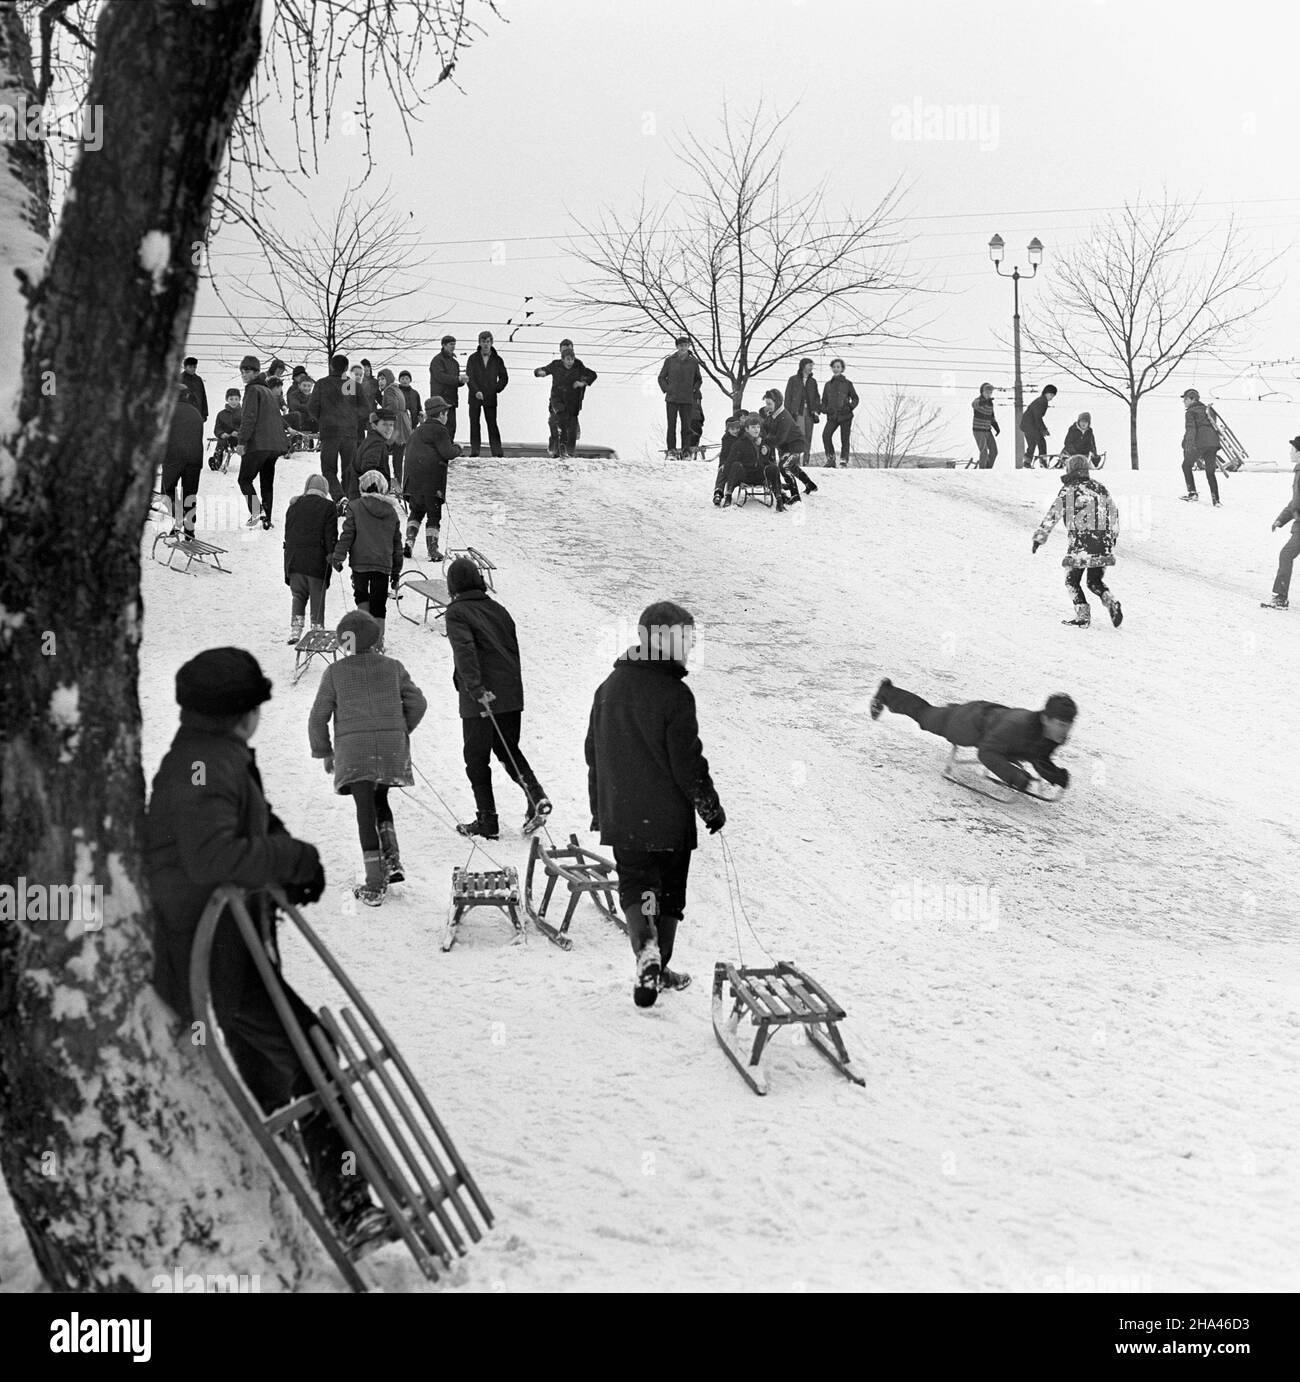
709, 390, 821, 511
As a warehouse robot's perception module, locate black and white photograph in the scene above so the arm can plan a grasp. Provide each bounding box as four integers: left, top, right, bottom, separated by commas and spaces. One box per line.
0, 0, 1294, 1337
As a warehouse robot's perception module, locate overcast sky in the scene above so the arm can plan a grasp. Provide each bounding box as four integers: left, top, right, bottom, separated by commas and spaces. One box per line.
195, 0, 1300, 465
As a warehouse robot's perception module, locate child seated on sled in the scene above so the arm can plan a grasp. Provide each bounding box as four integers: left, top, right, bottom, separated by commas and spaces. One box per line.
712, 413, 745, 504
211, 388, 242, 472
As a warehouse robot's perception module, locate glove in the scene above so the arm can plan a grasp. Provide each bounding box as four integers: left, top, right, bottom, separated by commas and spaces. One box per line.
1273, 519, 1283, 531
1041, 766, 1069, 790
331, 559, 344, 573
701, 801, 726, 834
1032, 538, 1042, 553
283, 846, 325, 907
391, 574, 400, 591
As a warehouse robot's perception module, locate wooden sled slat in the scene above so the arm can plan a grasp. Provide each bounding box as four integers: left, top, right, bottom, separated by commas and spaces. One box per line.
522, 833, 623, 949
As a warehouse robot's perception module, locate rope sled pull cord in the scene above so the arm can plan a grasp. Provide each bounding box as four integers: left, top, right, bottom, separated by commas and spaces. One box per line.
718, 831, 775, 967
404, 761, 514, 876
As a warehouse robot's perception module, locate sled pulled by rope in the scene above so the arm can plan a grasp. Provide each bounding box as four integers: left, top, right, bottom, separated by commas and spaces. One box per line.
711, 960, 866, 1096
292, 629, 340, 685
522, 832, 623, 950
442, 865, 525, 951
190, 886, 493, 1292
394, 568, 451, 631
941, 747, 1063, 803
150, 530, 230, 575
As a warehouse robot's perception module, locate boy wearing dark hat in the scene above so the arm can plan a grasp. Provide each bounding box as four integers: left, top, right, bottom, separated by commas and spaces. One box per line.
712, 412, 745, 504
533, 340, 597, 459
1180, 388, 1222, 505
145, 650, 382, 1244
212, 388, 242, 472
429, 336, 465, 441
1021, 384, 1057, 468
585, 602, 724, 1007
402, 396, 461, 562
444, 557, 550, 839
349, 409, 397, 498
1264, 436, 1300, 609
180, 355, 208, 422
870, 679, 1076, 794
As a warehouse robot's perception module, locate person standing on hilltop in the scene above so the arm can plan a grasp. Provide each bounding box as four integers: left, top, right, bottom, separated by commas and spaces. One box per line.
972, 382, 1000, 468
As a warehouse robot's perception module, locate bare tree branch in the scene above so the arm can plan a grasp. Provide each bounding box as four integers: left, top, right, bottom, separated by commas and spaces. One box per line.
862, 387, 944, 468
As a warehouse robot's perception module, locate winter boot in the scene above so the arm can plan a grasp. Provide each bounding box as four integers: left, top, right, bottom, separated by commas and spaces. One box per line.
721, 489, 734, 508
377, 821, 404, 884
1179, 492, 1199, 502
455, 813, 500, 841
245, 504, 264, 528
287, 615, 304, 645
1063, 603, 1091, 627
713, 489, 724, 507
870, 677, 893, 721
1103, 594, 1124, 628
353, 850, 387, 906
374, 618, 386, 653
1261, 594, 1289, 610
634, 941, 662, 1008
659, 967, 693, 992
804, 480, 819, 494
521, 784, 552, 836
426, 527, 443, 562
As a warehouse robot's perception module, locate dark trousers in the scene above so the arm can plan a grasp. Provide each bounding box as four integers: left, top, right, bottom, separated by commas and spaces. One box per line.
1274, 522, 1300, 601
550, 405, 579, 455
665, 401, 693, 451
288, 571, 327, 625
404, 493, 444, 552
1066, 566, 1112, 606
974, 430, 998, 468
388, 442, 406, 490
461, 710, 541, 816
444, 405, 457, 442
208, 910, 362, 1221
469, 399, 502, 456
881, 686, 961, 740
348, 781, 393, 852
160, 458, 201, 533
725, 460, 784, 500
351, 569, 390, 622
781, 452, 814, 494
1182, 447, 1220, 501
613, 846, 692, 966
318, 429, 354, 503
1022, 431, 1048, 464
822, 416, 851, 464
238, 450, 281, 517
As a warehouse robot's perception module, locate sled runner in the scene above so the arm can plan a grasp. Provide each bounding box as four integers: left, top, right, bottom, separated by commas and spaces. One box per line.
443, 545, 497, 592
711, 960, 866, 1096
733, 482, 775, 509
442, 866, 525, 951
394, 569, 451, 630
292, 629, 340, 685
150, 530, 231, 575
522, 832, 623, 950
941, 748, 1063, 803
190, 886, 493, 1292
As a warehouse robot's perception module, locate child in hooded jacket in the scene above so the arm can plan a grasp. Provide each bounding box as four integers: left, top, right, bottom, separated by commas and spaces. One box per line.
283, 473, 338, 643
332, 469, 403, 651
1032, 453, 1123, 628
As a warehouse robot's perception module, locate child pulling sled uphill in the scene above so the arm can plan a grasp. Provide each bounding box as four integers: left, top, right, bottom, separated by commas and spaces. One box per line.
1032, 453, 1123, 627
308, 609, 428, 906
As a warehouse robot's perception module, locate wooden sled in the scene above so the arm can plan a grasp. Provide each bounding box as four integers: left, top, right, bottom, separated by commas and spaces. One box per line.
711, 960, 866, 1096
942, 748, 1063, 803
522, 832, 623, 951
189, 886, 493, 1292
443, 545, 497, 592
441, 866, 525, 952
150, 531, 230, 575
394, 567, 450, 632
292, 629, 340, 685
733, 482, 775, 509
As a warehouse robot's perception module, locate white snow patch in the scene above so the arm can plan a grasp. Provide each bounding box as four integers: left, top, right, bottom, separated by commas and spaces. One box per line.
48, 683, 80, 727
137, 231, 171, 296
52, 985, 90, 1022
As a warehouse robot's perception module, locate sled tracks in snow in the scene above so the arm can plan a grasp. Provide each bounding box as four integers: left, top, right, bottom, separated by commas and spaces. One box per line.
191, 886, 493, 1291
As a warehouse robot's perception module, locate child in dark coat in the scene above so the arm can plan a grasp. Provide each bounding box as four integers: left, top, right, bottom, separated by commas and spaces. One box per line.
585, 601, 724, 1008
283, 473, 338, 643
444, 557, 550, 840
402, 396, 461, 561
308, 610, 427, 905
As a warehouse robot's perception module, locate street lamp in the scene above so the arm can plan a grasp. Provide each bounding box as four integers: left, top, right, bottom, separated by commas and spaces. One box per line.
989, 234, 1045, 468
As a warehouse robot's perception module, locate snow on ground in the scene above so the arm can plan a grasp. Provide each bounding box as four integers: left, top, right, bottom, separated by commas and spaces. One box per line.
17, 449, 1297, 1294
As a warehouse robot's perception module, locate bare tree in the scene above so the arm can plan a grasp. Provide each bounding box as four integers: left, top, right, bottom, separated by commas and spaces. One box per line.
1021, 196, 1279, 469
861, 388, 944, 468
218, 187, 430, 368
566, 102, 915, 413
0, 0, 490, 1292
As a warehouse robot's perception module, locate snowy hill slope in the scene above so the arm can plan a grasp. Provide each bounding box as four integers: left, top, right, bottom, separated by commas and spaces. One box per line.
49, 452, 1295, 1292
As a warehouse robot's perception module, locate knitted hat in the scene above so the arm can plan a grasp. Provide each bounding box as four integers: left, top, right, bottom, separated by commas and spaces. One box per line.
292, 365, 307, 379
1065, 453, 1091, 477
1043, 693, 1078, 723
176, 648, 272, 716
303, 473, 330, 496
239, 354, 260, 372
446, 556, 487, 596
359, 470, 388, 493
337, 609, 380, 655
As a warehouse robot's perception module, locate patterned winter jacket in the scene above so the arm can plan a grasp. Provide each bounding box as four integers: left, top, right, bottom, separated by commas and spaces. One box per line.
308, 651, 427, 793
972, 395, 999, 434
1034, 475, 1120, 568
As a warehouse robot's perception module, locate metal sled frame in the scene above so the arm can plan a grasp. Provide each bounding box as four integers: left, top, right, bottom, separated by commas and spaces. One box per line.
711, 960, 866, 1096
443, 545, 497, 592
189, 886, 493, 1291
733, 482, 775, 509
292, 630, 340, 685
941, 747, 1062, 802
150, 530, 231, 575
394, 566, 450, 632
442, 866, 525, 952
522, 833, 623, 950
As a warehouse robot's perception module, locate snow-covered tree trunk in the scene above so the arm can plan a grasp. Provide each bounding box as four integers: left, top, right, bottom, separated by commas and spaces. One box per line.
0, 0, 321, 1291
